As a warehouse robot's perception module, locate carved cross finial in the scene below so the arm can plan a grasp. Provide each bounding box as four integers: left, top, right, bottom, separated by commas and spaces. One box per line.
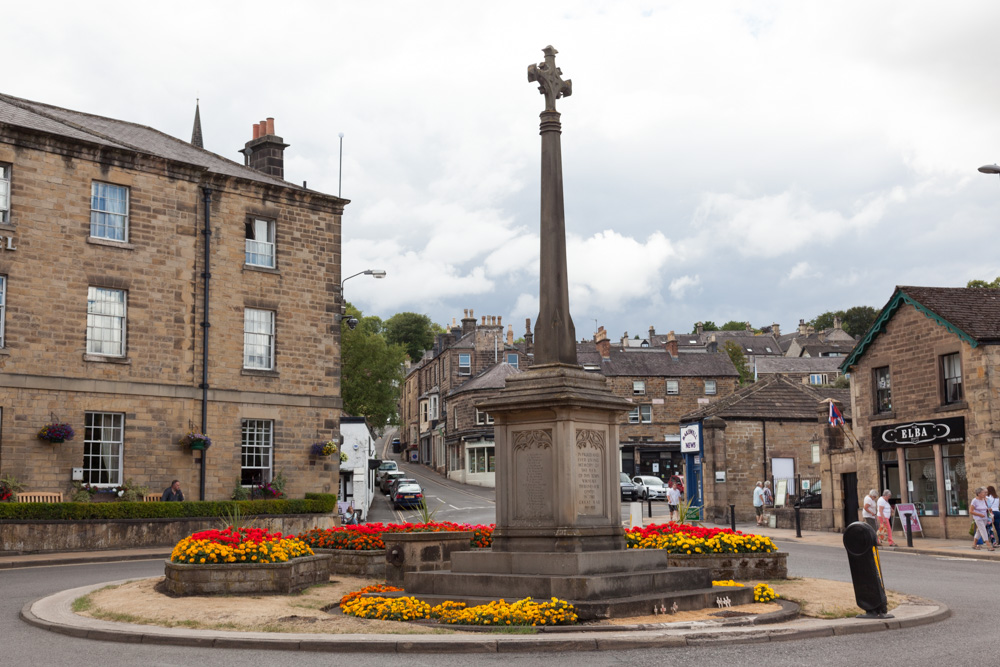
527, 45, 572, 112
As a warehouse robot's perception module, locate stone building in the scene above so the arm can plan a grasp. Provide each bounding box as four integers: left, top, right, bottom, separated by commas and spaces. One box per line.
840, 285, 1000, 539
581, 327, 739, 481
681, 374, 850, 527
754, 356, 844, 386
0, 94, 345, 500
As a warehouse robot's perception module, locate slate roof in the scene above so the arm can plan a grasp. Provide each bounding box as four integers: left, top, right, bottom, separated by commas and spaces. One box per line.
576, 348, 738, 378
681, 374, 851, 422
843, 286, 1000, 370
447, 362, 521, 397
0, 92, 308, 190
795, 342, 855, 357
663, 331, 783, 355
755, 357, 843, 375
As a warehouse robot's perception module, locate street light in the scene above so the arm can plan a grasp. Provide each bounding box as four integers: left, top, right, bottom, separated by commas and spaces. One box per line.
339, 269, 386, 329
978, 164, 1000, 175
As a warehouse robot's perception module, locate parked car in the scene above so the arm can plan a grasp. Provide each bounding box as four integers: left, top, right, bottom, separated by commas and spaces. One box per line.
376, 460, 398, 484
632, 475, 668, 500
620, 472, 639, 501
387, 477, 417, 499
392, 483, 424, 509
798, 480, 822, 508
380, 470, 407, 494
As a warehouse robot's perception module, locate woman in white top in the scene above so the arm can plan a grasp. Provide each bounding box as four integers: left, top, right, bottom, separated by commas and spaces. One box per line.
876, 490, 896, 547
862, 489, 879, 533
987, 485, 1000, 547
970, 486, 995, 551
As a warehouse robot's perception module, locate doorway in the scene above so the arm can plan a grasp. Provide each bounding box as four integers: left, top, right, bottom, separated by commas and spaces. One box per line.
842, 472, 859, 526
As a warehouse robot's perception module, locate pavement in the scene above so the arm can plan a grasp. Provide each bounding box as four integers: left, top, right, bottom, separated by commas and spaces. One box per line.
8, 520, 971, 653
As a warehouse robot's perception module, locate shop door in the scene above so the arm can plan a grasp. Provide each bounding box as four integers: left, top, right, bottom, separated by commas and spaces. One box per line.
842, 472, 859, 525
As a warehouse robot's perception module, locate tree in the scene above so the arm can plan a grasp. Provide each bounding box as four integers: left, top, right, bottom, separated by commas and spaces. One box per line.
723, 341, 754, 385
692, 321, 719, 334
341, 303, 406, 429
384, 312, 436, 362
968, 277, 1000, 288
808, 306, 877, 337
720, 320, 753, 332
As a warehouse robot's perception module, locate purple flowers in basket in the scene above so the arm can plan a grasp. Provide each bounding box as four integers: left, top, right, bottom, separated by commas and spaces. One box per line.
38, 422, 75, 442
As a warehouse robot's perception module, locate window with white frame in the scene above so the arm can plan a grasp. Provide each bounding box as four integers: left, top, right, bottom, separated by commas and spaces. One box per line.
628, 405, 652, 424
83, 412, 123, 485
458, 353, 471, 375
941, 353, 963, 404
87, 287, 126, 356
90, 182, 129, 241
704, 380, 717, 395
0, 164, 9, 223
633, 380, 646, 396
666, 380, 679, 395
244, 308, 275, 370
507, 353, 518, 368
475, 408, 494, 425
245, 218, 275, 268
420, 400, 428, 423
0, 275, 6, 348
429, 395, 439, 420
467, 445, 495, 473
241, 419, 273, 486
809, 374, 828, 385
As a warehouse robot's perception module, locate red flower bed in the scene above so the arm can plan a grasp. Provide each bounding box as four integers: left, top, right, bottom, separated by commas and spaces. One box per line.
188, 526, 287, 546
624, 522, 741, 548
297, 522, 495, 551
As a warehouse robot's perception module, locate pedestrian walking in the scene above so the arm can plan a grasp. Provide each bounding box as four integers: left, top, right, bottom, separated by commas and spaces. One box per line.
752, 481, 766, 526
971, 487, 995, 551
667, 481, 681, 522
862, 489, 879, 533
987, 485, 1000, 547
877, 490, 896, 547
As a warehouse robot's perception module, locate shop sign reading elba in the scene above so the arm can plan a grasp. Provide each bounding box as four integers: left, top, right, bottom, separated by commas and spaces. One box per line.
871, 416, 964, 450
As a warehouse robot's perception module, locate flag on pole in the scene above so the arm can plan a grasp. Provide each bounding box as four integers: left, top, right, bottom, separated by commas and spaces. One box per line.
829, 402, 845, 426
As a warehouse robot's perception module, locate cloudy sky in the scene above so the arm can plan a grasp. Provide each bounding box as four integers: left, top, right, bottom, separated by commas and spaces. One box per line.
9, 2, 1000, 341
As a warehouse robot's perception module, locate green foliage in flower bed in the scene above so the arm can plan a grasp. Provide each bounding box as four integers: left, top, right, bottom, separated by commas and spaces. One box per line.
0, 493, 337, 521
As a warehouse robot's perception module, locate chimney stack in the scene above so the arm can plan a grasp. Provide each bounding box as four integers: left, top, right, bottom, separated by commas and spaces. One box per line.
833, 316, 842, 330
799, 319, 808, 336
772, 322, 781, 338
525, 318, 533, 353
595, 326, 611, 359
696, 322, 704, 335
241, 117, 289, 179
461, 309, 476, 337
507, 324, 514, 346
665, 331, 678, 358
649, 325, 656, 339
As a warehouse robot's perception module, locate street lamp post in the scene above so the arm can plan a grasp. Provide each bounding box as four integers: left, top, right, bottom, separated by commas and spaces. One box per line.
978, 164, 1000, 176
339, 269, 386, 329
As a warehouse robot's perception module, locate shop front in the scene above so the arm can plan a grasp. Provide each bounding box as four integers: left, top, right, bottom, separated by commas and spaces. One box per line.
873, 416, 967, 538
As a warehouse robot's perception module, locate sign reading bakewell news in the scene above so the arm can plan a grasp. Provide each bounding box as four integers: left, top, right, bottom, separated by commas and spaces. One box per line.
871, 416, 965, 451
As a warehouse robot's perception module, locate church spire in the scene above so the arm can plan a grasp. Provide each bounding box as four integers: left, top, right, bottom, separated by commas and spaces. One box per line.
190, 99, 203, 149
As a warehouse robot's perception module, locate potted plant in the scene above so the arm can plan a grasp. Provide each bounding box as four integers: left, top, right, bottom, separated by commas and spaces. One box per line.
180, 431, 212, 451
310, 440, 338, 457
37, 422, 75, 443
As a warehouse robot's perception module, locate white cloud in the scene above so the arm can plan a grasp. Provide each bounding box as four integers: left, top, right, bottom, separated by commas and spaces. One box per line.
669, 275, 701, 300
786, 262, 815, 282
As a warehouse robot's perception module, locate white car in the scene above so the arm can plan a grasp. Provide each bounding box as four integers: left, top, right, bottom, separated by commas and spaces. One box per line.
632, 475, 668, 500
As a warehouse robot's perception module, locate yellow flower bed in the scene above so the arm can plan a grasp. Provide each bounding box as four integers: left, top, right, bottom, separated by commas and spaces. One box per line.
170, 536, 314, 564
340, 591, 578, 626
754, 583, 779, 603
629, 531, 777, 555
711, 580, 745, 587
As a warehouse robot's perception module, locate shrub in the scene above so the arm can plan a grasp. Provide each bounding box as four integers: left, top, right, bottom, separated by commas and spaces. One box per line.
0, 493, 337, 520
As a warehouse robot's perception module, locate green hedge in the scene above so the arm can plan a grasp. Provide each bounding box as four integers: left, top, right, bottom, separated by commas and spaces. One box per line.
0, 493, 337, 521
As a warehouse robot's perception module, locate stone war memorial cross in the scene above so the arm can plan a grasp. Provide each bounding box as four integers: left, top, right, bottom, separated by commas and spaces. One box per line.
402, 48, 736, 618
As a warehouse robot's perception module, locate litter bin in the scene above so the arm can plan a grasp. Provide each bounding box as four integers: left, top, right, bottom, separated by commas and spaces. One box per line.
843, 520, 891, 618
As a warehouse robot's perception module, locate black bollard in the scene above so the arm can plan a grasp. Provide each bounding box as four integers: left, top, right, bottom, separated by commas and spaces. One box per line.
794, 501, 802, 538
647, 497, 653, 518
843, 521, 892, 618
906, 513, 913, 548
730, 504, 736, 531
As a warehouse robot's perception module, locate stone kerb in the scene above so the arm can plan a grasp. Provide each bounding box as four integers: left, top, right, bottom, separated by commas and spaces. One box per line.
666, 551, 787, 581
314, 548, 387, 579
163, 554, 331, 595
383, 531, 473, 586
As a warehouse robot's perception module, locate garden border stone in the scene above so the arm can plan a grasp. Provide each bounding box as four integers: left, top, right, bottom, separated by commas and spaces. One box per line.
163, 554, 331, 595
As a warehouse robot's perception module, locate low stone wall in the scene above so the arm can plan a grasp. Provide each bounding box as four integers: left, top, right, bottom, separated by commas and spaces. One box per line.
667, 551, 787, 581
0, 514, 336, 554
770, 508, 834, 532
163, 554, 331, 595
384, 531, 473, 586
316, 548, 387, 579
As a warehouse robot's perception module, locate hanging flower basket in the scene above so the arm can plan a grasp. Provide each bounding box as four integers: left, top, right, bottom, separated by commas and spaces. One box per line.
38, 422, 75, 443
310, 440, 338, 457
180, 432, 212, 451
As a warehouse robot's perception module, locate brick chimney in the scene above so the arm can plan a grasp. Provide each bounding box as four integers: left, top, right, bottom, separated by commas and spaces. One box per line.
649, 325, 656, 339
833, 316, 842, 331
665, 331, 678, 358
772, 322, 781, 338
461, 309, 476, 337
507, 324, 514, 346
595, 326, 611, 359
241, 118, 289, 179
696, 322, 704, 335
524, 318, 533, 353
799, 319, 808, 336
707, 334, 718, 354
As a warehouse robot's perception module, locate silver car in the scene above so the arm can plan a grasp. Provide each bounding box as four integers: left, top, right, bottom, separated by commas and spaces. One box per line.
632, 475, 668, 500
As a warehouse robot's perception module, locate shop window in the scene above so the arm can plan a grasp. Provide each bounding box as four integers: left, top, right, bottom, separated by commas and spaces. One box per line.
941, 353, 963, 405
467, 445, 495, 473
943, 442, 968, 516
904, 446, 938, 516
873, 366, 892, 413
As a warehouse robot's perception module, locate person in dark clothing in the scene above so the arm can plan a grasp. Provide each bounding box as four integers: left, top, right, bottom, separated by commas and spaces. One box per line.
161, 480, 184, 501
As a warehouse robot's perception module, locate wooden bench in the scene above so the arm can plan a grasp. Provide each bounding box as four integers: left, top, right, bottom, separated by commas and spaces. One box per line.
143, 493, 161, 502
17, 492, 63, 503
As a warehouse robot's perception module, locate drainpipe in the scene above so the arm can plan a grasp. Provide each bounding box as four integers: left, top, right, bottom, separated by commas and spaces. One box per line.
761, 420, 768, 483
199, 186, 213, 501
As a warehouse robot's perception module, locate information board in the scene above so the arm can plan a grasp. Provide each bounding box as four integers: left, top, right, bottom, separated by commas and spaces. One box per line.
895, 503, 923, 534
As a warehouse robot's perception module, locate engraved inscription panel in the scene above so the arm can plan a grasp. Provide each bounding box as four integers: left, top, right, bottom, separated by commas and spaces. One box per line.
576, 429, 606, 517
513, 429, 553, 522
